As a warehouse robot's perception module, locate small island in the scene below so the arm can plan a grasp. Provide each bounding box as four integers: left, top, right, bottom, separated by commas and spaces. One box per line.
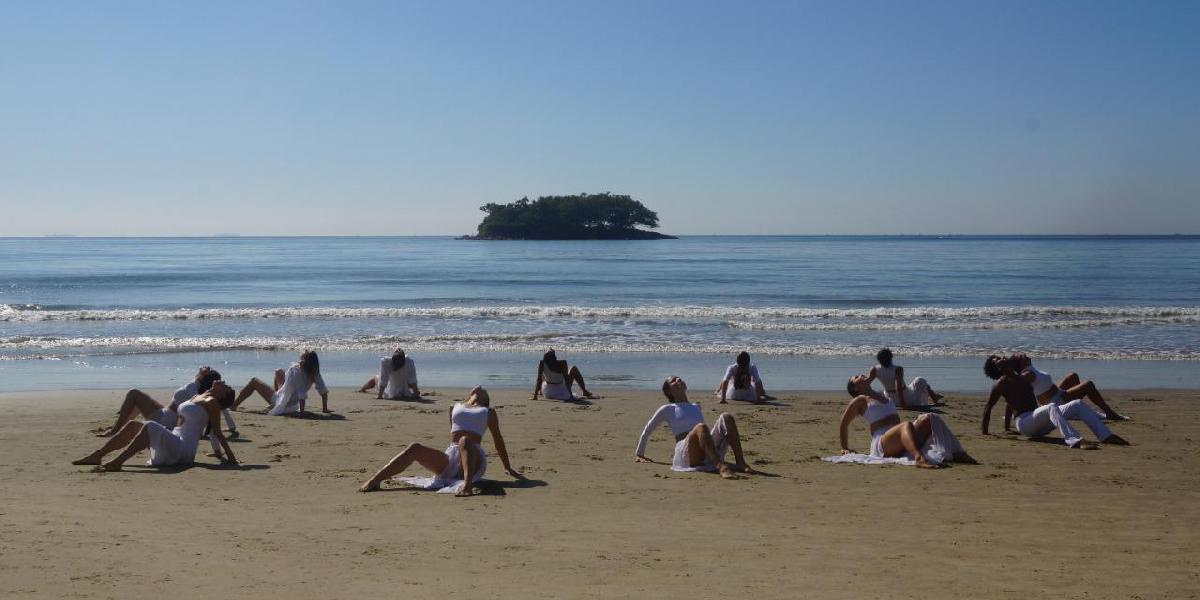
463, 193, 676, 240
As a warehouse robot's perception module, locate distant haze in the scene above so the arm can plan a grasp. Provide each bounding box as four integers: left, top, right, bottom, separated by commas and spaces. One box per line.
1, 1, 1197, 236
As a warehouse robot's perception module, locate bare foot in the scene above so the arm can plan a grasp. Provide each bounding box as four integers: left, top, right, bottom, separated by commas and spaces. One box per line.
98, 461, 123, 472
358, 479, 381, 493
734, 463, 762, 475
1070, 441, 1100, 450
93, 427, 116, 438
930, 391, 945, 403
1103, 434, 1130, 446
718, 464, 739, 479
455, 484, 476, 497
582, 391, 595, 399
72, 455, 102, 466
915, 456, 942, 469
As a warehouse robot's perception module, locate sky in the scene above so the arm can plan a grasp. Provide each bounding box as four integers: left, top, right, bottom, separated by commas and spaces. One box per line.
1, 1, 1197, 236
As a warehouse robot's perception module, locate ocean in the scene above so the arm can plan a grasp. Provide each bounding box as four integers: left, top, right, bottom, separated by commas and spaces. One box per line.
1, 235, 1197, 392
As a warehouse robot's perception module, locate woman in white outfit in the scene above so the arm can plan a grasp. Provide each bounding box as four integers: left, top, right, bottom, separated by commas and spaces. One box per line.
635, 376, 760, 479
839, 373, 975, 468
357, 348, 420, 399
1011, 354, 1125, 421
532, 349, 594, 401
96, 367, 238, 438
73, 380, 238, 471
359, 386, 521, 497
234, 350, 330, 414
716, 351, 771, 403
866, 348, 944, 408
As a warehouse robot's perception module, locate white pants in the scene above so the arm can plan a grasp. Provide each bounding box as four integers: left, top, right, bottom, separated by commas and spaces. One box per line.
671, 414, 731, 472
885, 377, 932, 407
1014, 400, 1113, 447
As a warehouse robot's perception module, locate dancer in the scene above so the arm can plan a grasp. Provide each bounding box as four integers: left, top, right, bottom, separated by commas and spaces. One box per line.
1011, 353, 1126, 420
635, 376, 760, 479
865, 348, 944, 408
73, 380, 238, 471
96, 366, 238, 439
840, 374, 974, 467
359, 386, 521, 497
716, 351, 771, 403
981, 355, 1128, 448
357, 348, 420, 399
234, 350, 329, 415
531, 349, 594, 401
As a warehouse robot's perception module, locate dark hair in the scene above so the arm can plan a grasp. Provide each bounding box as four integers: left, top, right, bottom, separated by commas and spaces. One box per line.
734, 351, 751, 389
391, 348, 406, 371
662, 377, 677, 402
197, 369, 222, 394
983, 355, 1003, 380
300, 350, 320, 383
846, 378, 858, 397
543, 349, 564, 374
215, 386, 235, 409
876, 348, 893, 368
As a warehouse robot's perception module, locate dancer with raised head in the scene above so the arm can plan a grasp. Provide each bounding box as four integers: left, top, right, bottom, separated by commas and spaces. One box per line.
358, 348, 420, 399
839, 374, 974, 467
73, 380, 238, 471
866, 348, 944, 408
234, 350, 330, 415
635, 376, 760, 479
359, 386, 521, 497
716, 351, 772, 403
532, 349, 594, 401
982, 355, 1129, 448
96, 366, 238, 439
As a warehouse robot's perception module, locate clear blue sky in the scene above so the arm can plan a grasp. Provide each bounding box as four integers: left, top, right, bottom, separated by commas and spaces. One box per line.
1, 1, 1197, 235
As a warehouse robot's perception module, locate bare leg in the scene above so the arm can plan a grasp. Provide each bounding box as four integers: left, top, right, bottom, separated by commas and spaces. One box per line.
234, 377, 275, 409
1065, 380, 1123, 420
567, 365, 594, 397
74, 421, 145, 465
99, 426, 151, 472
359, 443, 450, 492
358, 376, 378, 394
685, 423, 736, 479
881, 421, 939, 468
455, 438, 482, 497
273, 369, 285, 390
98, 389, 164, 436
1058, 372, 1081, 389
754, 380, 772, 401
715, 413, 760, 474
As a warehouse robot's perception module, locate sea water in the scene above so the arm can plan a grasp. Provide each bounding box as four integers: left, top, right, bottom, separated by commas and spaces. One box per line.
1, 236, 1197, 392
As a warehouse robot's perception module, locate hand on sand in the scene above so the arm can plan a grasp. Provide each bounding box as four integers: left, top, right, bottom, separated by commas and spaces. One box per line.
718, 464, 740, 480
915, 456, 943, 469
634, 455, 654, 463
840, 448, 854, 455
505, 467, 524, 479
455, 484, 476, 497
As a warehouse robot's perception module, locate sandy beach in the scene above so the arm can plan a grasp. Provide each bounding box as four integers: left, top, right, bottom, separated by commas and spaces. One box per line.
1, 387, 1197, 599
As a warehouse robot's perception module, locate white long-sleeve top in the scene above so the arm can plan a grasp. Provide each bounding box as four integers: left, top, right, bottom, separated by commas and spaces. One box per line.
378, 356, 418, 399
635, 402, 705, 457
268, 364, 328, 416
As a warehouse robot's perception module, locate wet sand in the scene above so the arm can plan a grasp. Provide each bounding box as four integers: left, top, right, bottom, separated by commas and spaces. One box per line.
0, 387, 1196, 599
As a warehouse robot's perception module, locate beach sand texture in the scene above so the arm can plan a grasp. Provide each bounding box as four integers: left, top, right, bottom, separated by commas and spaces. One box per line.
0, 388, 1196, 599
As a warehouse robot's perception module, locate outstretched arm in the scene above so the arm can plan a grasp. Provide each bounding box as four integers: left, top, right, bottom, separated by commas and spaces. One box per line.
894, 367, 906, 405
981, 385, 1002, 435
487, 408, 521, 477
531, 361, 544, 399
634, 405, 671, 462
207, 404, 237, 464
838, 397, 865, 453
377, 358, 390, 399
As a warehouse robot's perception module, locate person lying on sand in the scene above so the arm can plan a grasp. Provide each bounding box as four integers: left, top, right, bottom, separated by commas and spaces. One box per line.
359, 386, 522, 497
864, 348, 945, 408
74, 380, 238, 471
840, 374, 975, 468
1008, 353, 1127, 421
532, 349, 595, 401
982, 355, 1128, 448
635, 376, 760, 479
96, 366, 238, 438
234, 350, 330, 415
716, 351, 773, 403
357, 347, 420, 400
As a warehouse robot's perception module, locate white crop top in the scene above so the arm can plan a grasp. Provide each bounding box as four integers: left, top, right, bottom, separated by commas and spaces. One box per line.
635, 402, 705, 456
450, 403, 489, 436
1022, 366, 1055, 396
862, 397, 897, 425
174, 400, 209, 453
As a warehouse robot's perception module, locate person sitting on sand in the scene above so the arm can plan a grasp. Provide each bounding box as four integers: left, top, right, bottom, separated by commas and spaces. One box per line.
864, 348, 945, 408
532, 349, 594, 401
635, 376, 760, 479
73, 380, 238, 471
982, 355, 1128, 448
96, 366, 239, 439
840, 374, 974, 468
233, 350, 330, 415
359, 386, 521, 497
1009, 353, 1126, 421
716, 351, 772, 403
357, 348, 420, 400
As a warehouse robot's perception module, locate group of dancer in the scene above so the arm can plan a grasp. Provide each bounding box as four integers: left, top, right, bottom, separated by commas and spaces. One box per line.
72, 345, 1131, 491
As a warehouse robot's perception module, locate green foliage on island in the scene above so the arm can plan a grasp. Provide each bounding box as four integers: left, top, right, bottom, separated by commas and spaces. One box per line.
467, 193, 675, 240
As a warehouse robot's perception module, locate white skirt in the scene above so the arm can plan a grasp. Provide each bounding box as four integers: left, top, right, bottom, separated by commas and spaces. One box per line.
868, 415, 964, 465
723, 386, 757, 402
144, 422, 194, 466
436, 442, 487, 483
670, 415, 730, 472
150, 407, 177, 428
541, 381, 576, 401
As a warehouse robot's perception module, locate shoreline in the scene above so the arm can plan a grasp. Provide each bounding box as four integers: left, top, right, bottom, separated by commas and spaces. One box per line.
1, 387, 1196, 598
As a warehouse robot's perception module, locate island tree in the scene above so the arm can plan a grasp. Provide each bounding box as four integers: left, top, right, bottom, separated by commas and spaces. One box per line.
470, 193, 674, 240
